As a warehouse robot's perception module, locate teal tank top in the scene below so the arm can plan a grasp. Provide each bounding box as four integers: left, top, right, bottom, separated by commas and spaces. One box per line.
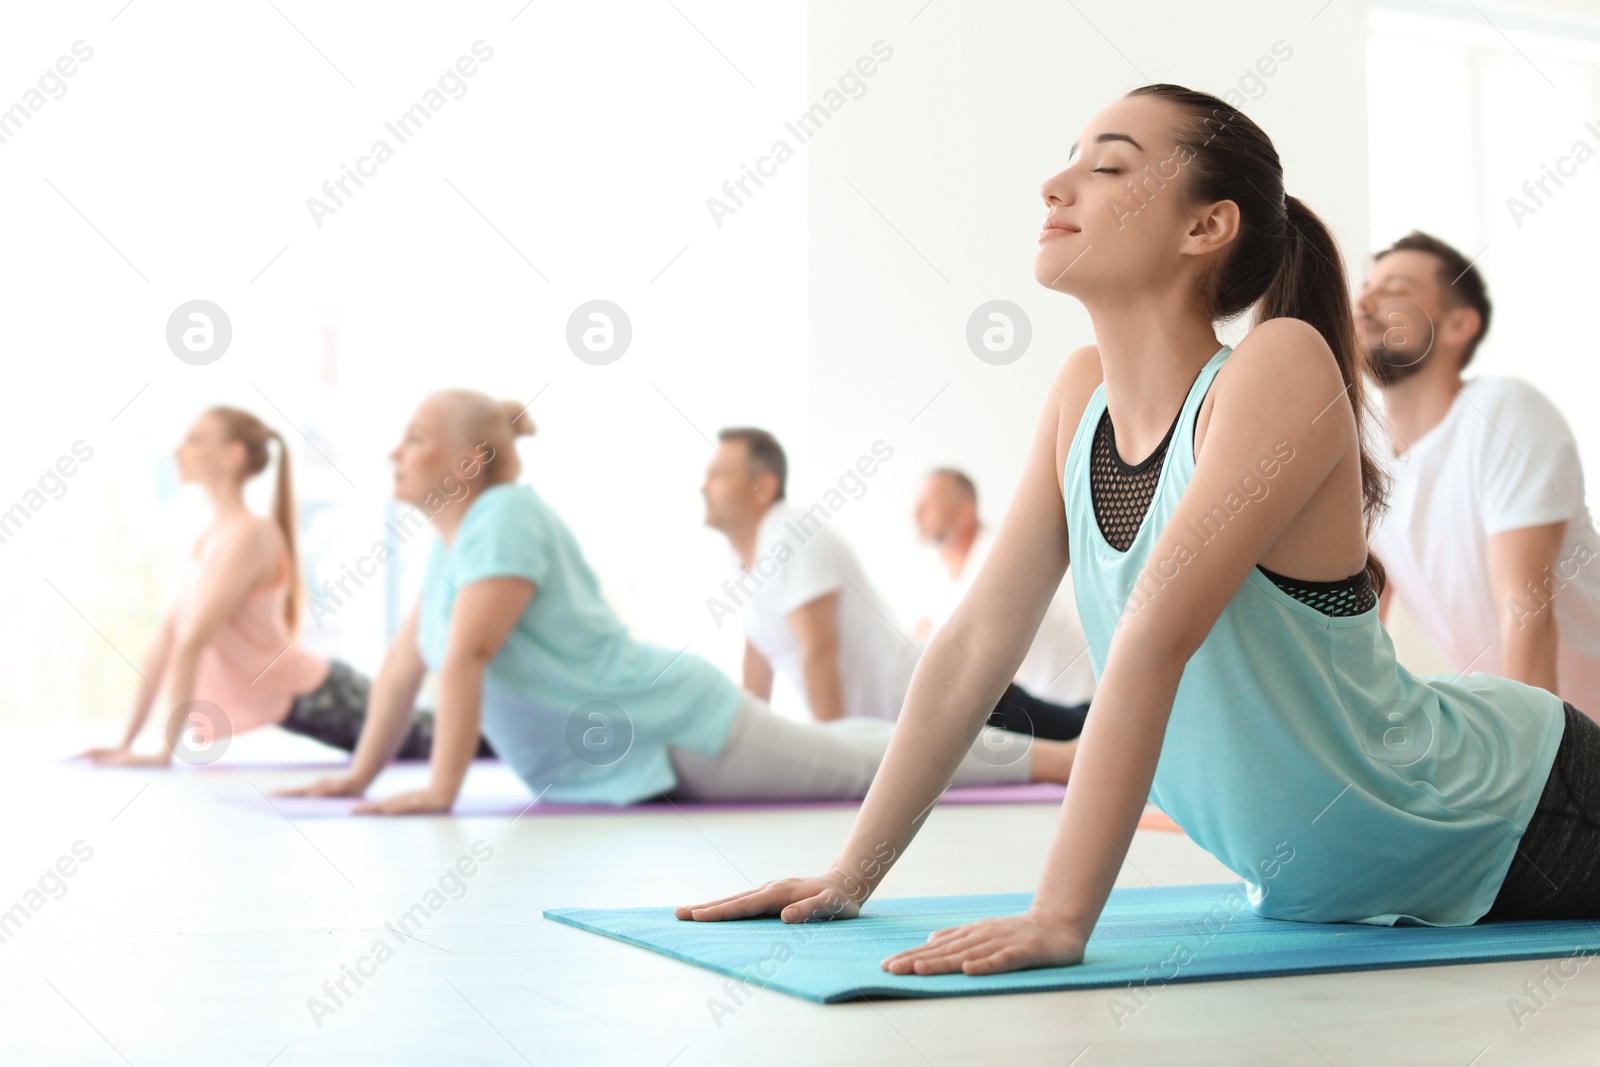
1063, 343, 1567, 925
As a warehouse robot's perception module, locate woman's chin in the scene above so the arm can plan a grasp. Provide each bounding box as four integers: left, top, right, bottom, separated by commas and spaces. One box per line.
1034, 265, 1080, 295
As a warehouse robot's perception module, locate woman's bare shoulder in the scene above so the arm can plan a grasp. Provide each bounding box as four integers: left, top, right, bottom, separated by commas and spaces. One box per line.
210, 513, 281, 557
1223, 318, 1343, 398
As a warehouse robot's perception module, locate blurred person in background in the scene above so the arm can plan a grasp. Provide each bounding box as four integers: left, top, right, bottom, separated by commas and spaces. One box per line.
910, 467, 1096, 714
1360, 232, 1600, 720
703, 429, 1090, 740
83, 406, 488, 766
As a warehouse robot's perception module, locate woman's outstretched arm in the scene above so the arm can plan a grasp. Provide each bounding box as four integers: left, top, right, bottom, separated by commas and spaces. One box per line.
81, 607, 176, 759
90, 523, 273, 766
884, 318, 1357, 976
351, 576, 534, 815
677, 344, 1102, 924
277, 600, 430, 798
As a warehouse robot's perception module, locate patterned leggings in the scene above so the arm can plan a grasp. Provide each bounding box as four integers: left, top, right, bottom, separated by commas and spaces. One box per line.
1481, 702, 1600, 921
280, 660, 496, 761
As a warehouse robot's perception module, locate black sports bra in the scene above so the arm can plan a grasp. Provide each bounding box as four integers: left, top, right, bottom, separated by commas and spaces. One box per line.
1089, 407, 1375, 617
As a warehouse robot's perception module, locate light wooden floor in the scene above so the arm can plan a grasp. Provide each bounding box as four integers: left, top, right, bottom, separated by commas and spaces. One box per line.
5, 727, 1598, 1067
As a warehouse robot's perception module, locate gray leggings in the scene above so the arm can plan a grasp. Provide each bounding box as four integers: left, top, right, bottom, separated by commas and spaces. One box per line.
1483, 702, 1600, 921
664, 688, 1036, 801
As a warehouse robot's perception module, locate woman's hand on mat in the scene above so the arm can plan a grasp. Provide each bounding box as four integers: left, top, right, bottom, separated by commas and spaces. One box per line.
85, 747, 170, 768
351, 787, 455, 816
675, 873, 866, 924
879, 909, 1087, 976
273, 774, 369, 799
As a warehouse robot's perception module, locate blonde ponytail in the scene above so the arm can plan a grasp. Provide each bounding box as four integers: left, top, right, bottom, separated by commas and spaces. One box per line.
268, 432, 302, 632
206, 407, 303, 632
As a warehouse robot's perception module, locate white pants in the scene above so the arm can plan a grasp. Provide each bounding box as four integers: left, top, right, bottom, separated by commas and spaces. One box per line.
665, 688, 1034, 801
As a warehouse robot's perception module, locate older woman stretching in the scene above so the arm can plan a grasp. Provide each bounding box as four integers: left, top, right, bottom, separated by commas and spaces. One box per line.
280, 390, 1076, 813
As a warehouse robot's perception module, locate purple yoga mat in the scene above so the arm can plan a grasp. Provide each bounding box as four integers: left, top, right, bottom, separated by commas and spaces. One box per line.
60, 754, 454, 772
57, 753, 433, 772
221, 781, 1070, 818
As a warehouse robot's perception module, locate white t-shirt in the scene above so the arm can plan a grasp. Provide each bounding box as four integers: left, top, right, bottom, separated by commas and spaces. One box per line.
916, 524, 1097, 706
735, 502, 921, 721
1370, 376, 1600, 715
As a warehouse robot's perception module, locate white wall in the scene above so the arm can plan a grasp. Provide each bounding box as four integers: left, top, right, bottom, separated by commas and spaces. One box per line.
806, 0, 1373, 623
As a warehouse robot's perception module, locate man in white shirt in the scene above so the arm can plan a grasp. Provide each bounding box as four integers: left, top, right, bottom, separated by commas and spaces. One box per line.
701, 429, 1090, 738
701, 428, 915, 722
1360, 230, 1600, 719
910, 468, 1096, 709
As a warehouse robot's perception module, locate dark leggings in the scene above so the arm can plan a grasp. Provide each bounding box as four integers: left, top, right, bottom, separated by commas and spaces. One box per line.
280, 660, 496, 761
986, 684, 1090, 742
1482, 701, 1600, 922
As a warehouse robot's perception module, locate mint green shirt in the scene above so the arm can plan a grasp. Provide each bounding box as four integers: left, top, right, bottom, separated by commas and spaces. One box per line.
418, 483, 739, 805
1063, 344, 1566, 925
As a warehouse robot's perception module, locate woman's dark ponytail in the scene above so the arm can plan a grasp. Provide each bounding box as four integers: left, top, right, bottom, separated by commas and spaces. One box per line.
1260, 195, 1388, 592
1128, 84, 1389, 593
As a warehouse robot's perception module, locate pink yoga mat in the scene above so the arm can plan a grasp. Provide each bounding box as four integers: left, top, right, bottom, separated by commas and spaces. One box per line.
220, 781, 1076, 818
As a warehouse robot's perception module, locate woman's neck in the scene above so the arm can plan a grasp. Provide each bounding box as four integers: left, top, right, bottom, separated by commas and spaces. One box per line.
1085, 296, 1222, 462
432, 506, 464, 545
205, 480, 250, 521
430, 481, 497, 545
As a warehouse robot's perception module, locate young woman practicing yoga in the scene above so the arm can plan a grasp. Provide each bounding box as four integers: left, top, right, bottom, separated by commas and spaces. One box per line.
676, 84, 1598, 971
83, 407, 484, 766
279, 390, 1078, 813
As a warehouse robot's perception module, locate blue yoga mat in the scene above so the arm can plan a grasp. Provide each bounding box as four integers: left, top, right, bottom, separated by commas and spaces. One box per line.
544, 882, 1600, 1004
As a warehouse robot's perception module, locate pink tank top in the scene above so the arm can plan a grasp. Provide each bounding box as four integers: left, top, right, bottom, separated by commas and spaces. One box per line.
176, 519, 329, 734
